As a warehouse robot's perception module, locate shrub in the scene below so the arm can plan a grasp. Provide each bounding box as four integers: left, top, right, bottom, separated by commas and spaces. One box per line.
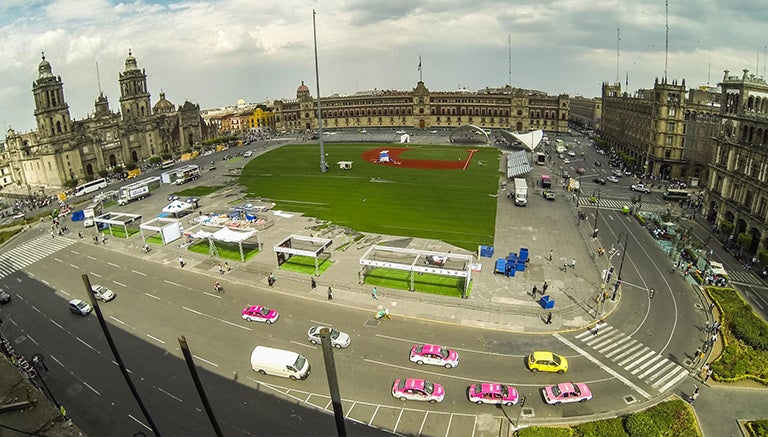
692, 271, 704, 284
711, 287, 768, 351
573, 417, 628, 437
517, 426, 573, 437
625, 412, 663, 436
746, 419, 768, 437
635, 214, 645, 225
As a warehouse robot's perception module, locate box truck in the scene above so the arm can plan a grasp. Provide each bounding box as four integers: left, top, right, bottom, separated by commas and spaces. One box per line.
117, 185, 150, 206
250, 346, 310, 380
513, 178, 528, 206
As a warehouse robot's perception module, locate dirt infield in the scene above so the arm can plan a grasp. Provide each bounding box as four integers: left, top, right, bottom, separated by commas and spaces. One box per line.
360, 147, 478, 170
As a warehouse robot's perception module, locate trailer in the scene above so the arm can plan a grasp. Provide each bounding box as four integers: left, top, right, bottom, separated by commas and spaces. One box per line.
117, 185, 150, 205
161, 165, 199, 185
82, 202, 103, 227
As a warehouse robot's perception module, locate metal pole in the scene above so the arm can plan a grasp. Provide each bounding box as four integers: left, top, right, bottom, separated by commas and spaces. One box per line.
319, 328, 347, 436
614, 233, 629, 300
178, 336, 223, 436
81, 274, 161, 436
593, 189, 601, 238
312, 9, 327, 173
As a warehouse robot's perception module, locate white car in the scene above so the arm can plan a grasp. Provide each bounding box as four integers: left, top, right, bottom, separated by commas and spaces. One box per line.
69, 299, 92, 315
567, 150, 576, 157
307, 326, 351, 348
631, 184, 651, 194
243, 151, 253, 158
91, 285, 116, 302
607, 176, 620, 183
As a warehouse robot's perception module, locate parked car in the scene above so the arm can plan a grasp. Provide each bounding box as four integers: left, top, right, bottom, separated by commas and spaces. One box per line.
527, 351, 568, 374
243, 151, 253, 158
593, 177, 607, 185
542, 189, 556, 200
567, 150, 576, 157
307, 326, 351, 348
541, 382, 593, 405
631, 184, 651, 194
392, 378, 444, 403
607, 176, 620, 183
0, 290, 10, 304
167, 194, 180, 201
575, 167, 585, 175
467, 383, 519, 406
611, 169, 624, 177
594, 160, 602, 167
91, 285, 116, 302
69, 299, 92, 315
241, 305, 279, 323
409, 344, 459, 368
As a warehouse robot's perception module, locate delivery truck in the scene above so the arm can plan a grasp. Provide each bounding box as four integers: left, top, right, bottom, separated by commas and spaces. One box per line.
513, 178, 528, 206
117, 185, 150, 206
250, 346, 310, 380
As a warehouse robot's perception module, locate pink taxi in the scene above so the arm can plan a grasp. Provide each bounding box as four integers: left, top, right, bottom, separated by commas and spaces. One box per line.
241, 305, 279, 324
467, 382, 519, 406
409, 343, 459, 368
391, 378, 444, 403
542, 382, 592, 405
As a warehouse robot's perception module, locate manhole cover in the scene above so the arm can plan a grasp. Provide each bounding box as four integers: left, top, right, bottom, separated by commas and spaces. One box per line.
521, 407, 535, 417
624, 395, 636, 404
364, 320, 380, 327
683, 358, 693, 367
694, 303, 703, 310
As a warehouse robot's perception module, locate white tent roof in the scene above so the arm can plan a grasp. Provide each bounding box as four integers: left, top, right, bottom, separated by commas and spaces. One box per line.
212, 227, 256, 243
500, 129, 544, 151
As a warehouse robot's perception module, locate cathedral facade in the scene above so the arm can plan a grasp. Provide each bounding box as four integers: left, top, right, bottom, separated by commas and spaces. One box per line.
2, 52, 208, 191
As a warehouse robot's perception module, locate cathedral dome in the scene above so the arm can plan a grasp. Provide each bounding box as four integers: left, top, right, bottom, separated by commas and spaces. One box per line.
153, 91, 175, 114
124, 49, 139, 72
297, 81, 309, 93
38, 53, 54, 79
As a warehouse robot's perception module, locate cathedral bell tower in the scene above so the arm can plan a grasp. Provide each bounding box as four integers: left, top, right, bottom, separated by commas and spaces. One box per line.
33, 52, 73, 139
118, 49, 152, 121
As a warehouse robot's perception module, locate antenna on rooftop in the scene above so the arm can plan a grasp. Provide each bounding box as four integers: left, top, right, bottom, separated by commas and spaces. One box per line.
508, 34, 512, 87
96, 61, 102, 94
616, 27, 621, 83
664, 0, 669, 82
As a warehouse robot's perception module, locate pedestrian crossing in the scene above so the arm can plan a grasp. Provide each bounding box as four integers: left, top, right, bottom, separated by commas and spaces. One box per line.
577, 197, 667, 214
573, 324, 689, 394
0, 235, 76, 279
725, 270, 765, 287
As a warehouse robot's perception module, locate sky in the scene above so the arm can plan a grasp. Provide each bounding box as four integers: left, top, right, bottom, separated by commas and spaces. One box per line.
1, 0, 766, 134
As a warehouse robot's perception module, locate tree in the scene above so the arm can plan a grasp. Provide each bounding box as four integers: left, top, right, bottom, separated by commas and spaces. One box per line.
737, 232, 752, 250
719, 221, 735, 236
125, 162, 137, 171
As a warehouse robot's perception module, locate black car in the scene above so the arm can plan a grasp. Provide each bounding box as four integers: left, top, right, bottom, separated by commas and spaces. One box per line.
594, 160, 601, 167
593, 177, 607, 185
0, 290, 10, 304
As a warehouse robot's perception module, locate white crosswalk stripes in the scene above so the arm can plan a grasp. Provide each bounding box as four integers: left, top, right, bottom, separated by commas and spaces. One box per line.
726, 270, 764, 286
577, 197, 667, 214
574, 324, 688, 394
0, 235, 75, 279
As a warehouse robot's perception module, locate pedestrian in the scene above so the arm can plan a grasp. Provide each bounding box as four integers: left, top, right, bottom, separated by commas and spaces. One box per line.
225, 262, 231, 272
218, 263, 225, 274
327, 286, 333, 300
592, 324, 600, 336
372, 287, 378, 299
689, 385, 700, 405
694, 347, 701, 360
708, 302, 715, 312
51, 230, 55, 239
268, 273, 275, 286
704, 367, 713, 382
570, 257, 576, 270
542, 281, 549, 295
549, 249, 553, 262
704, 320, 710, 333
545, 312, 552, 324
532, 285, 538, 297
711, 333, 717, 345
700, 363, 710, 379
310, 277, 317, 289
592, 228, 599, 238
101, 235, 107, 245
179, 256, 185, 268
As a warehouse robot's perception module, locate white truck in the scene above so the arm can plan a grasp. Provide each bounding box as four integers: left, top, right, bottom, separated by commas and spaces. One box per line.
117, 185, 150, 206
250, 346, 310, 380
173, 165, 201, 185
513, 178, 528, 206
82, 202, 102, 227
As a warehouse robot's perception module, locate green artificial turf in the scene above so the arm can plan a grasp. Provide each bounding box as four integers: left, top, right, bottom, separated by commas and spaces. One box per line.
362, 267, 472, 297
278, 255, 333, 275
187, 240, 260, 261
239, 144, 500, 251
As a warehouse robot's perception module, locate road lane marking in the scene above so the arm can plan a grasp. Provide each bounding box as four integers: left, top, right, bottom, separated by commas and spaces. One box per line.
657, 369, 689, 392
89, 272, 102, 278
145, 293, 161, 300
374, 334, 528, 357
69, 264, 78, 269
203, 291, 223, 299
27, 335, 39, 346
131, 270, 147, 276
164, 280, 183, 287
157, 387, 183, 402
625, 351, 657, 371
192, 355, 218, 367
113, 281, 127, 288
83, 381, 102, 396
107, 262, 120, 268
53, 258, 64, 263
41, 279, 50, 286
59, 289, 71, 296
87, 256, 99, 261
32, 305, 41, 314
289, 340, 314, 349
110, 316, 126, 325
554, 333, 651, 399
146, 334, 165, 344
128, 414, 151, 431
50, 319, 67, 332
70, 250, 80, 255
77, 337, 100, 354
182, 306, 252, 331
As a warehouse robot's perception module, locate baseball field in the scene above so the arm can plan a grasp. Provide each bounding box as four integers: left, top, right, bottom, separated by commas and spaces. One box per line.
239, 143, 501, 251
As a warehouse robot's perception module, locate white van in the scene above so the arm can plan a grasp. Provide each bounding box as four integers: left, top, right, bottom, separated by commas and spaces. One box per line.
250, 346, 310, 380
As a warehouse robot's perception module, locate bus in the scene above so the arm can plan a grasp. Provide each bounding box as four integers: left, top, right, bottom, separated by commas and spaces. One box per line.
663, 189, 691, 200
73, 178, 107, 197
161, 160, 175, 169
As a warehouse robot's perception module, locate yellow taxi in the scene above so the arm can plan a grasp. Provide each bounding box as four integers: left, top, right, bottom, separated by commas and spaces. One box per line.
527, 351, 568, 374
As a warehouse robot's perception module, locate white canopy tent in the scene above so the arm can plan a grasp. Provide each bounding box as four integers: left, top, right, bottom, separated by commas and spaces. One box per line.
274, 235, 333, 276
500, 129, 544, 151
139, 217, 182, 245
94, 212, 142, 238
191, 227, 259, 262
162, 200, 194, 217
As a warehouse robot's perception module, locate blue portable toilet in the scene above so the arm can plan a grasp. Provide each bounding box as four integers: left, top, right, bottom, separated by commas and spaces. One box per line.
519, 248, 529, 263
495, 258, 506, 274
507, 264, 516, 277
516, 260, 526, 271
540, 295, 555, 309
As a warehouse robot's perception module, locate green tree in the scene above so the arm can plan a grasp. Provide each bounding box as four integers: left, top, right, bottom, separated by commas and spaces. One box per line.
737, 232, 752, 249
719, 221, 735, 236
125, 162, 137, 171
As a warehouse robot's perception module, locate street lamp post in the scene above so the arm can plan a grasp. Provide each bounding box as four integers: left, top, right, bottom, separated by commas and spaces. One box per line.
613, 232, 630, 300
31, 353, 67, 419
592, 188, 601, 238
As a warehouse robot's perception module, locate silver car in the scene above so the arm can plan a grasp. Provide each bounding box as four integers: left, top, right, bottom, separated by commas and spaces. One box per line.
91, 285, 116, 302
69, 299, 92, 315
307, 326, 351, 348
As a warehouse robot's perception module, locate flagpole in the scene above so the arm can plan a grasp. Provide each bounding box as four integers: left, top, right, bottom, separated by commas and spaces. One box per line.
418, 55, 422, 82
313, 9, 327, 172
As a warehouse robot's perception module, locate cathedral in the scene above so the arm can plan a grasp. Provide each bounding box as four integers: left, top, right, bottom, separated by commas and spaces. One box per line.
2, 51, 208, 191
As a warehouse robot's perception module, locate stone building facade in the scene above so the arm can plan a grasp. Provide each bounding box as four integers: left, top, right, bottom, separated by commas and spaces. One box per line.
1, 52, 208, 191
272, 81, 570, 134
706, 69, 768, 254
600, 78, 719, 182
569, 96, 602, 131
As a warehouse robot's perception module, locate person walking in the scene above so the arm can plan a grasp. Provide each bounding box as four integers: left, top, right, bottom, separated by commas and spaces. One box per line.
213, 281, 221, 293
218, 264, 225, 275
549, 249, 553, 262
689, 385, 700, 405
545, 312, 552, 324
704, 367, 713, 382
542, 281, 549, 295
327, 286, 333, 300
532, 285, 538, 297
179, 256, 185, 268
570, 257, 576, 270
708, 302, 715, 312
310, 277, 317, 289
372, 287, 378, 299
